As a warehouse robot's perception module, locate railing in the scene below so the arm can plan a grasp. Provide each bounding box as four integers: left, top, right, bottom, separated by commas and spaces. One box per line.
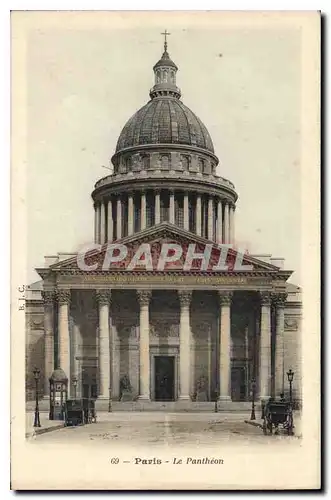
94, 170, 236, 191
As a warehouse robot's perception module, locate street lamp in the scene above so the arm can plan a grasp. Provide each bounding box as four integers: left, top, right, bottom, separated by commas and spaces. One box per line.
250, 378, 256, 421
72, 375, 78, 400
108, 386, 112, 413
287, 369, 294, 406
33, 367, 41, 428
214, 386, 218, 413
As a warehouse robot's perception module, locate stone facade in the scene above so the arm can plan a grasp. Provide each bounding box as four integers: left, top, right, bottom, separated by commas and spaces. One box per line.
26, 269, 302, 407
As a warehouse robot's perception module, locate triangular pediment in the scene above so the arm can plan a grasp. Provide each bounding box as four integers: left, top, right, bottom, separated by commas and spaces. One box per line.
48, 222, 282, 274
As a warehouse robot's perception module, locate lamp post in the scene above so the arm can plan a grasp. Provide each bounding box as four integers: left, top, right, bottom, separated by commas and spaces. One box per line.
33, 367, 41, 428
287, 369, 294, 406
250, 378, 256, 420
214, 384, 219, 413
72, 375, 78, 400
108, 386, 112, 413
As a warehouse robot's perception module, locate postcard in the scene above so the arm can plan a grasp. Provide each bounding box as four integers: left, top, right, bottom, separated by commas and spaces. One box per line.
11, 10, 320, 490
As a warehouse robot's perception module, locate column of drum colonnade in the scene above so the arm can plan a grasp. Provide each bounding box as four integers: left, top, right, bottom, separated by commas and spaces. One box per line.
93, 190, 236, 245
41, 288, 285, 402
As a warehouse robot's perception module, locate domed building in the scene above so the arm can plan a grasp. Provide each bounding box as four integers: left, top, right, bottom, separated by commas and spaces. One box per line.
25, 37, 302, 411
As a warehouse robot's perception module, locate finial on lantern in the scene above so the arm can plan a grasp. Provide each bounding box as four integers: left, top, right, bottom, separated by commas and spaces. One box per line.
161, 29, 171, 52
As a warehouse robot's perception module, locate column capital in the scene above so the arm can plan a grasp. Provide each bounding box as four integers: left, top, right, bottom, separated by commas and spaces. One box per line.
218, 291, 233, 306
41, 290, 55, 305
56, 289, 71, 305
137, 290, 151, 306
272, 292, 288, 307
260, 291, 272, 306
96, 289, 111, 305
178, 290, 192, 307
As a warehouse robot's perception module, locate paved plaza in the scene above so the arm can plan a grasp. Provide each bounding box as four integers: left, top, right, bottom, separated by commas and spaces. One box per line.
27, 412, 302, 447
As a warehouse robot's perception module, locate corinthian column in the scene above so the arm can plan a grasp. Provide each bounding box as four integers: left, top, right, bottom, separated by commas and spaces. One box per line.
259, 292, 272, 400
169, 190, 175, 224
116, 197, 122, 239
107, 199, 113, 242
274, 293, 287, 397
223, 203, 229, 244
178, 291, 192, 400
217, 199, 223, 244
96, 290, 111, 400
57, 289, 71, 394
208, 196, 214, 240
137, 290, 151, 400
141, 192, 147, 230
229, 204, 235, 244
155, 190, 161, 225
94, 203, 101, 244
128, 194, 134, 236
218, 291, 232, 401
183, 192, 189, 230
196, 194, 202, 236
100, 202, 106, 244
41, 290, 55, 398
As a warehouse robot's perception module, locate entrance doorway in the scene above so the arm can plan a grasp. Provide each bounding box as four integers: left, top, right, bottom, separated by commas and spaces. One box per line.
231, 366, 246, 401
154, 356, 175, 401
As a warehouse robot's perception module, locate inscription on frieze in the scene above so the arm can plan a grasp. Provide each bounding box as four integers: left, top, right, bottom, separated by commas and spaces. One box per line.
150, 321, 179, 337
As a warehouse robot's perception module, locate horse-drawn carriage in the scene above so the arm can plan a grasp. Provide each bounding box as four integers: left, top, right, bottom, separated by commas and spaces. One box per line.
262, 400, 294, 436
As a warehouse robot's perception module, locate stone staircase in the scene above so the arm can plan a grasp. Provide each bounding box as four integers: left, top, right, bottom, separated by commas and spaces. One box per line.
26, 399, 258, 413
99, 400, 256, 412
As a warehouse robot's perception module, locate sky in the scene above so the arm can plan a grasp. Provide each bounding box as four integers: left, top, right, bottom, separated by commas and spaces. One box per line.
25, 13, 302, 285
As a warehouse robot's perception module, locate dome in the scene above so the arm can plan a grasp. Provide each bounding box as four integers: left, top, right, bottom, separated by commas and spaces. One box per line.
115, 97, 214, 154
153, 50, 178, 71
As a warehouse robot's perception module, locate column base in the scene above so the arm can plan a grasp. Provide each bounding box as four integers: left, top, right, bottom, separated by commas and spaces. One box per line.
178, 395, 191, 401
217, 395, 232, 402
137, 395, 151, 401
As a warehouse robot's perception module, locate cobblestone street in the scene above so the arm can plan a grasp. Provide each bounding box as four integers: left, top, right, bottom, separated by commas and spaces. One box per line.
29, 412, 301, 448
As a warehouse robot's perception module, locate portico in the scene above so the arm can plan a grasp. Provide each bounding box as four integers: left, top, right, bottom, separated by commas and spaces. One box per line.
40, 241, 289, 409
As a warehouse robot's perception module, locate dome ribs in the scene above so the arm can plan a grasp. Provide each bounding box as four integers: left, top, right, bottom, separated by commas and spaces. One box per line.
168, 100, 179, 143
139, 101, 156, 144
114, 98, 214, 154
150, 99, 163, 144
177, 100, 198, 147
158, 100, 171, 143
175, 101, 190, 146
135, 101, 153, 145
